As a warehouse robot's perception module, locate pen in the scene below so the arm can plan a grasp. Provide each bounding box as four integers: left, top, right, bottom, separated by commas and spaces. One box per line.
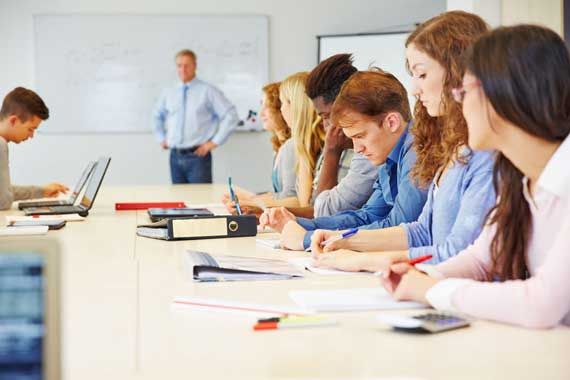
228, 177, 242, 215
303, 228, 359, 252
321, 227, 359, 247
373, 254, 433, 277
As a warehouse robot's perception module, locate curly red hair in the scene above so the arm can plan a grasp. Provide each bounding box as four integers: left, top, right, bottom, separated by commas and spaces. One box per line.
406, 11, 489, 186
262, 82, 290, 152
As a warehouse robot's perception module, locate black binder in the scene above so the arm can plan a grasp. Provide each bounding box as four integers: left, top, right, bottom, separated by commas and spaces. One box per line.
136, 215, 257, 241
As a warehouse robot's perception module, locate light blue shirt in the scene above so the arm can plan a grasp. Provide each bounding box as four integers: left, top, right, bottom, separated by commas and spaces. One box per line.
297, 125, 428, 249
403, 149, 496, 264
153, 78, 239, 148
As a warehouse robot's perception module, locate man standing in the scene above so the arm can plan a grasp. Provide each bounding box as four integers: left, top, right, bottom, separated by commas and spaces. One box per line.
153, 49, 239, 183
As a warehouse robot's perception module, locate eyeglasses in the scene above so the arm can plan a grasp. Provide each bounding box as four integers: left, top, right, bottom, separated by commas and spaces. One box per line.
451, 81, 481, 103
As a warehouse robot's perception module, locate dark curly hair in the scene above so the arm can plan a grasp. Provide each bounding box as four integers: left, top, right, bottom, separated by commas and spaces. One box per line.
306, 53, 357, 103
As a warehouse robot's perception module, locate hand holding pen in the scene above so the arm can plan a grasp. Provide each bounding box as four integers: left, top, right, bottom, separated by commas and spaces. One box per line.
308, 228, 359, 254
228, 177, 242, 215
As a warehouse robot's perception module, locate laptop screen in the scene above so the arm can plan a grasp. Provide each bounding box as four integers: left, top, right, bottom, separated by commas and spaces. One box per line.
68, 161, 96, 203
79, 157, 111, 209
0, 253, 45, 379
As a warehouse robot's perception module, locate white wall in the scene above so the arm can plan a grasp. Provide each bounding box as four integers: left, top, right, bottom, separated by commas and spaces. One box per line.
0, 0, 445, 191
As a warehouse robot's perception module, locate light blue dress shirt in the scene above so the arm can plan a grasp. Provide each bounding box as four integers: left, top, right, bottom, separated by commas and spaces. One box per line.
403, 149, 496, 264
297, 125, 428, 249
153, 78, 239, 148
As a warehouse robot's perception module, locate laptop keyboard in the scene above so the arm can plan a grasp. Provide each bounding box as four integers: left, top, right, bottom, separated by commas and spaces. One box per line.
49, 205, 80, 212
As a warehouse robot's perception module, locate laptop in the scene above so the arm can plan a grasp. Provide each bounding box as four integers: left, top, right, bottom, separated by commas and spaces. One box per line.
18, 161, 97, 209
0, 237, 61, 380
24, 157, 111, 217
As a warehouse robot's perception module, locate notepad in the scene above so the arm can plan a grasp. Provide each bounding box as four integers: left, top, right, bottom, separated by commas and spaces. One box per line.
255, 237, 281, 249
288, 257, 362, 276
0, 226, 49, 236
289, 288, 426, 312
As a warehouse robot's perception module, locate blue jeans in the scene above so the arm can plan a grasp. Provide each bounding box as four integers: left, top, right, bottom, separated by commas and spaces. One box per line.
169, 149, 212, 184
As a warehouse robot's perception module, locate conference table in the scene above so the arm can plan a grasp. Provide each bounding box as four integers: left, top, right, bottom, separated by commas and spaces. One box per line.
3, 184, 570, 380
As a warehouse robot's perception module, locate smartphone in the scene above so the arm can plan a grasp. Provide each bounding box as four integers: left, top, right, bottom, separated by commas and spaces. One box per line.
10, 220, 67, 230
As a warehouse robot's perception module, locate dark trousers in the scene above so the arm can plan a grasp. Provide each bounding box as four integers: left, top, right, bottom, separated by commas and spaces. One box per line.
169, 149, 212, 184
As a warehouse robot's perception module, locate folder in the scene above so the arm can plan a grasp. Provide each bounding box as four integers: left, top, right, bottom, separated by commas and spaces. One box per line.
115, 202, 186, 210
187, 250, 304, 282
136, 215, 257, 241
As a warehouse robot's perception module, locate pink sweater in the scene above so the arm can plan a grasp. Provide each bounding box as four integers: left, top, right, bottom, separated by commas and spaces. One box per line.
422, 137, 570, 328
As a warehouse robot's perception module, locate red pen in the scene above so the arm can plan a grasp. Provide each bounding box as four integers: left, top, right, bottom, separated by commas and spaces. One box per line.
408, 254, 433, 265
373, 254, 433, 277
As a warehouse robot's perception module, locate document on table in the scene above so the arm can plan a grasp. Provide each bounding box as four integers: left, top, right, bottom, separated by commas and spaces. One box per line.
5, 214, 86, 223
289, 288, 426, 312
288, 257, 365, 276
172, 296, 313, 318
256, 237, 281, 249
0, 226, 49, 236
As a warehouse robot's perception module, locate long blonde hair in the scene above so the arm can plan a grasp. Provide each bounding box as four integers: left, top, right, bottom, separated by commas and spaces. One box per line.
279, 72, 324, 175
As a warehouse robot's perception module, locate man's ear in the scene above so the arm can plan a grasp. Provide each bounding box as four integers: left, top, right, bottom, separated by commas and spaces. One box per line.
383, 112, 402, 133
6, 115, 20, 127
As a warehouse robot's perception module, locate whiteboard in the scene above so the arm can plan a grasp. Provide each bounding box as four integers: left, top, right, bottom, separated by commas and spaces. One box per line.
33, 14, 268, 133
318, 32, 416, 110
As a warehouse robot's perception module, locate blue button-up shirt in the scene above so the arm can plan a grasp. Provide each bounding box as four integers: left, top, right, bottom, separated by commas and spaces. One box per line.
403, 149, 496, 264
153, 78, 239, 148
297, 124, 428, 248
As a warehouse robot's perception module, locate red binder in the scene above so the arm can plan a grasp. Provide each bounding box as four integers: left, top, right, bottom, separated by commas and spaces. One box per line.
115, 202, 186, 211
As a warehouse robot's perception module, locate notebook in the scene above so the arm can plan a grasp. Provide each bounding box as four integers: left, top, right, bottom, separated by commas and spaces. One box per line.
289, 288, 426, 312
186, 250, 304, 282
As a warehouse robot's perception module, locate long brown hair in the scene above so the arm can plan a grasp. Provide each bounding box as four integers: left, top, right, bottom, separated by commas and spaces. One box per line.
406, 11, 488, 186
262, 82, 290, 152
465, 25, 570, 280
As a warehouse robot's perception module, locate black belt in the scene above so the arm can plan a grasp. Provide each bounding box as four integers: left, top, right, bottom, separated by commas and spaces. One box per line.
172, 146, 199, 154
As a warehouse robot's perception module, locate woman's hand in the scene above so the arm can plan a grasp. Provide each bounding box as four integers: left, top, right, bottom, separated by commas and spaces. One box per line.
380, 263, 439, 304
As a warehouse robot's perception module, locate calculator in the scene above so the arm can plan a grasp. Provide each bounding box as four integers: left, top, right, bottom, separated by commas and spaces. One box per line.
377, 312, 470, 333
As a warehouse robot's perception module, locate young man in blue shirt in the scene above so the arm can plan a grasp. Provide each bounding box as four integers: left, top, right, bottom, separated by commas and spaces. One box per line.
260, 70, 428, 250
153, 49, 239, 184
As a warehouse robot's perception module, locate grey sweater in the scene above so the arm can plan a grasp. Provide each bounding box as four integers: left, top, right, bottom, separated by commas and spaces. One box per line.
0, 137, 43, 210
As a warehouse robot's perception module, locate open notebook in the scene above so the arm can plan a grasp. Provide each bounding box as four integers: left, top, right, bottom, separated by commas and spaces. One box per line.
186, 250, 304, 282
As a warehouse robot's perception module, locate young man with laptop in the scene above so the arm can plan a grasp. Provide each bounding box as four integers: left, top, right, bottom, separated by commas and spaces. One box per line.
0, 87, 68, 210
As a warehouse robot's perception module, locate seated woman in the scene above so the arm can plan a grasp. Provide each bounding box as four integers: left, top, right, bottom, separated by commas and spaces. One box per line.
258, 82, 296, 199
309, 11, 495, 265
371, 25, 570, 329
224, 72, 324, 212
